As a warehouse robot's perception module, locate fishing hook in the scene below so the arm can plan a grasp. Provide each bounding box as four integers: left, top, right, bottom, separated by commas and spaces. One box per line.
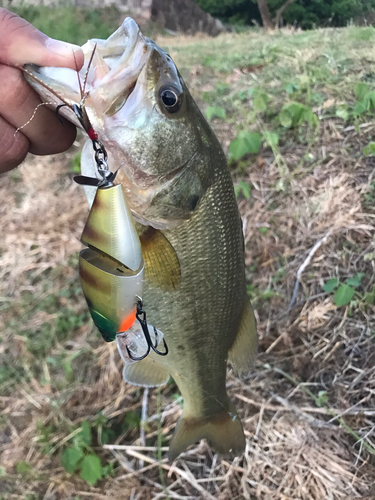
55, 103, 69, 125
126, 299, 169, 361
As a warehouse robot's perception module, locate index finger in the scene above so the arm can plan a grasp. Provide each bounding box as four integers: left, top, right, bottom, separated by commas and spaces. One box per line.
0, 8, 84, 70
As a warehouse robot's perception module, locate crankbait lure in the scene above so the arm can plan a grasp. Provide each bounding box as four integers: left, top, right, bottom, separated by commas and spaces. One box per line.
75, 120, 168, 364
23, 47, 168, 364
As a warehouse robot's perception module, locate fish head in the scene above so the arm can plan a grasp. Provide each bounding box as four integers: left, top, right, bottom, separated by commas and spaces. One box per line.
25, 18, 218, 229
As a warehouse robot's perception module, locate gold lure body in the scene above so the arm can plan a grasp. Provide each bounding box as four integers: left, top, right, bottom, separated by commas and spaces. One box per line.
79, 183, 143, 343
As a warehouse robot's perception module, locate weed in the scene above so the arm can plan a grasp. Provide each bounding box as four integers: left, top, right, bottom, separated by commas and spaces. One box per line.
279, 102, 318, 129
70, 152, 82, 174
60, 420, 115, 486
205, 106, 226, 120
234, 180, 252, 199
156, 388, 169, 498
364, 142, 375, 156
322, 273, 364, 307
229, 131, 262, 160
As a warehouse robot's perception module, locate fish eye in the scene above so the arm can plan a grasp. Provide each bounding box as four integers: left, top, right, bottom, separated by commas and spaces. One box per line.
159, 86, 183, 113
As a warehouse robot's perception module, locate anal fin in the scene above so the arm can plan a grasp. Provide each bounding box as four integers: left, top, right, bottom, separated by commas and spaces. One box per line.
122, 355, 170, 387
228, 299, 257, 375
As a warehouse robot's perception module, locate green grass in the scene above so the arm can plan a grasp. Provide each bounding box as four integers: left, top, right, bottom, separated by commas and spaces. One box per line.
7, 5, 167, 45
0, 263, 92, 395
8, 5, 122, 44
164, 26, 375, 184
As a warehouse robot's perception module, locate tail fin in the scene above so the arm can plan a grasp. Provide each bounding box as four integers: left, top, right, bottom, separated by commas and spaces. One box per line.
168, 405, 245, 462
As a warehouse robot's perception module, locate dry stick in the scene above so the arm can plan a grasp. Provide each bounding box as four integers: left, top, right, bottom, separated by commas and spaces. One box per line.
270, 392, 333, 428
139, 387, 149, 469
265, 363, 375, 456
235, 393, 375, 417
105, 447, 217, 500
105, 445, 169, 451
274, 0, 297, 27
117, 461, 165, 480
153, 479, 182, 500
288, 229, 333, 311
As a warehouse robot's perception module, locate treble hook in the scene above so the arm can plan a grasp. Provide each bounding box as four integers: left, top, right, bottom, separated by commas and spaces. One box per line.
126, 299, 169, 361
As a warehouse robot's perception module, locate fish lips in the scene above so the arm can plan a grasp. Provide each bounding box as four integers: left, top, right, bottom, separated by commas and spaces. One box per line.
23, 18, 151, 122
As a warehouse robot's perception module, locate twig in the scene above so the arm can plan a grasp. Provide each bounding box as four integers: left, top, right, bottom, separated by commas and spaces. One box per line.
153, 479, 182, 500
274, 0, 297, 27
235, 393, 375, 417
270, 392, 333, 428
104, 444, 169, 451
139, 387, 149, 468
288, 230, 332, 311
264, 363, 375, 455
109, 447, 217, 500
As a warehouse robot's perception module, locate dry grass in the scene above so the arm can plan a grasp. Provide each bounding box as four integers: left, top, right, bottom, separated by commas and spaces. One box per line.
1, 26, 375, 500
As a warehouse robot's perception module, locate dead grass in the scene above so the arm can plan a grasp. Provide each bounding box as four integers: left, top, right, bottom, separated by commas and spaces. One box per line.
1, 26, 375, 500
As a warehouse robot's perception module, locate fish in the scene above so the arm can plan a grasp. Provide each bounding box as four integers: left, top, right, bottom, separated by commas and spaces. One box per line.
24, 18, 258, 461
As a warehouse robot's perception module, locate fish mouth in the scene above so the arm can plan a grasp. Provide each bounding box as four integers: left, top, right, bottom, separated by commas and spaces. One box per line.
24, 18, 196, 230
24, 18, 152, 123
24, 19, 160, 203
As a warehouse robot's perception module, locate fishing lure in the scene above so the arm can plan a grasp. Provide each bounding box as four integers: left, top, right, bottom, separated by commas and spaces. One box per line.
75, 109, 168, 363
23, 49, 168, 363
77, 151, 168, 363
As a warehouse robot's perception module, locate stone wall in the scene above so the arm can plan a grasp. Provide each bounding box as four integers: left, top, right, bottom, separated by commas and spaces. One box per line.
1, 0, 225, 35
151, 0, 224, 36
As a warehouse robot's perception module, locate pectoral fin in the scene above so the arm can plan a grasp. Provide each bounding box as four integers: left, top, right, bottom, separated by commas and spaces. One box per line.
140, 227, 181, 291
228, 300, 257, 375
122, 355, 170, 387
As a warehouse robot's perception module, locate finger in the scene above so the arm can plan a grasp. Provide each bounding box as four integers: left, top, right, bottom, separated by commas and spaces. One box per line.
0, 8, 84, 70
0, 114, 29, 173
0, 64, 77, 155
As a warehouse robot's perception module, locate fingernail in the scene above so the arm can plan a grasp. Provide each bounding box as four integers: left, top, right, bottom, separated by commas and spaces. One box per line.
45, 38, 82, 58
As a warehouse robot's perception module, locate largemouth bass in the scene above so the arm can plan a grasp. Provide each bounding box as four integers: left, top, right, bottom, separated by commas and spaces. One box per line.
24, 18, 257, 461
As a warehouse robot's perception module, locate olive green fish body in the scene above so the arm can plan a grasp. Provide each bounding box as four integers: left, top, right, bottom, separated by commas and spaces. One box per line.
134, 142, 251, 459
145, 159, 245, 395
24, 18, 257, 460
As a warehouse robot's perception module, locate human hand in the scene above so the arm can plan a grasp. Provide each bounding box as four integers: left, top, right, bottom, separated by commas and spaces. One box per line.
0, 8, 84, 173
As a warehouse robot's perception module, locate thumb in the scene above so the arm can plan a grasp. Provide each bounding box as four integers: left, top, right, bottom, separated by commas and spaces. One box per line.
0, 8, 84, 69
